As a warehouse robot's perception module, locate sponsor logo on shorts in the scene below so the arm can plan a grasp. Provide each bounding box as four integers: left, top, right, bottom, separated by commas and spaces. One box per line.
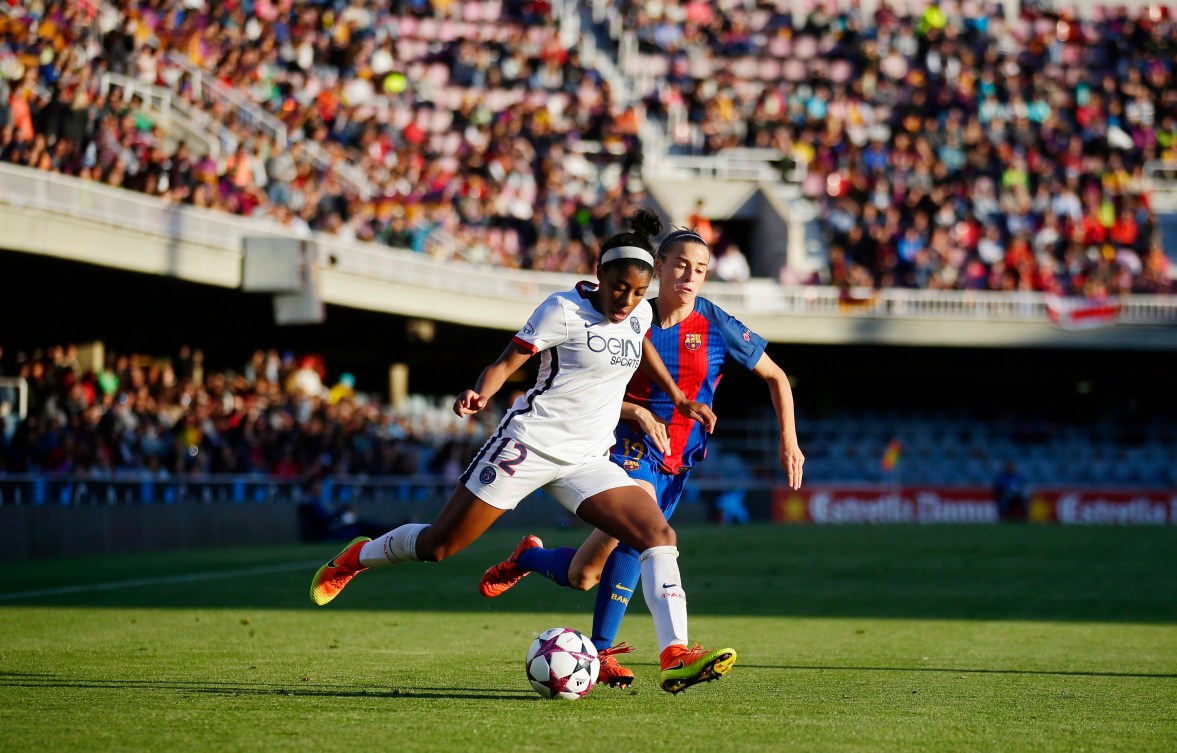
479, 466, 497, 484
684, 333, 702, 351
623, 459, 640, 471
630, 317, 640, 333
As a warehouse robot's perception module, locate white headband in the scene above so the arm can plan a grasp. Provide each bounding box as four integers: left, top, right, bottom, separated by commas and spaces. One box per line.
600, 245, 655, 266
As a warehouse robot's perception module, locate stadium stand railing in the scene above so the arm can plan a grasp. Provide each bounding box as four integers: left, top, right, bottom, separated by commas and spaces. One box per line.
0, 160, 284, 250
157, 52, 372, 200
643, 149, 798, 183
4, 162, 1177, 331
0, 474, 456, 507
160, 52, 288, 150
99, 72, 233, 160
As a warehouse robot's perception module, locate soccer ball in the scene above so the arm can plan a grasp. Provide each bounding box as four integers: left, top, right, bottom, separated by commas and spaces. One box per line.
525, 627, 600, 700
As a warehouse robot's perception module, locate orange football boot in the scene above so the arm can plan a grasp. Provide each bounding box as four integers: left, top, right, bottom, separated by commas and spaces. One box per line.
478, 535, 543, 598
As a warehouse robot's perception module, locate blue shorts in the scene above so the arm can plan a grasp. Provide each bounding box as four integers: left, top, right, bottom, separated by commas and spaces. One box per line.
609, 449, 692, 522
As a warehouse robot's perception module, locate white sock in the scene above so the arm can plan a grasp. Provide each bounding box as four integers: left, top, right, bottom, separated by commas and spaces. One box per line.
639, 545, 688, 652
359, 524, 429, 567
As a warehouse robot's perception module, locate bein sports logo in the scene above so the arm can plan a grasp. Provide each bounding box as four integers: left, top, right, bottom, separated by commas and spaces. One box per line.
586, 330, 642, 368
586, 332, 641, 357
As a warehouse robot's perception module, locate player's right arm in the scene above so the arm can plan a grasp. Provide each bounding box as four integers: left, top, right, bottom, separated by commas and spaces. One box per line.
455, 295, 568, 418
751, 352, 804, 489
454, 344, 533, 416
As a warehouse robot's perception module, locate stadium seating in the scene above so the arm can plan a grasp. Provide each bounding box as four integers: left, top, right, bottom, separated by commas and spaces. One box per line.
1, 0, 640, 272
1, 1, 1173, 291
3, 343, 1172, 490
600, 0, 1174, 292
693, 409, 1177, 488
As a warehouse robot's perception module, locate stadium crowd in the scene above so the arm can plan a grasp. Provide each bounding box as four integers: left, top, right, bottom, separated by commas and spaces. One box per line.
618, 0, 1175, 293
0, 343, 498, 481
0, 1, 1174, 291
0, 0, 643, 272
1, 341, 1171, 489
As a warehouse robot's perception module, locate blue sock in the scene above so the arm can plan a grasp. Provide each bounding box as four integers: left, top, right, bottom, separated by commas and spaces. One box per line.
591, 544, 642, 652
516, 546, 577, 588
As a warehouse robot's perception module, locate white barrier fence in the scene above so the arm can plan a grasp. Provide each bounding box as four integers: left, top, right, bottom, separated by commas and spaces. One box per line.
3, 163, 1177, 325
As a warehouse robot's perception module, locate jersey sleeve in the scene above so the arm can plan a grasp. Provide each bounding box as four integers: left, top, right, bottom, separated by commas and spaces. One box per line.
512, 295, 568, 354
703, 299, 767, 370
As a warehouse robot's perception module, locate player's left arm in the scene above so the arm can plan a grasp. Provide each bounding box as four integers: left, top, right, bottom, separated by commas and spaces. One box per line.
752, 352, 804, 489
638, 343, 717, 433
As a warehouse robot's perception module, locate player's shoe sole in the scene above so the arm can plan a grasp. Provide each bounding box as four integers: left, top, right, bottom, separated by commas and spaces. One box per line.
309, 536, 370, 606
478, 535, 543, 598
659, 646, 737, 694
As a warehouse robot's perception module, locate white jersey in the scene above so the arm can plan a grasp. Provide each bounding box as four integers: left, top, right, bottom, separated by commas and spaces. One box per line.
494, 282, 653, 463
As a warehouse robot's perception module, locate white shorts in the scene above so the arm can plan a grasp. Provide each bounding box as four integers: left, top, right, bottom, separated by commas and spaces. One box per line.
461, 438, 637, 514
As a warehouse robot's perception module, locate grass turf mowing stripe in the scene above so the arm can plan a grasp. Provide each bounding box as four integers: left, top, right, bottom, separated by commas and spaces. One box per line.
1, 526, 1175, 752
0, 560, 322, 601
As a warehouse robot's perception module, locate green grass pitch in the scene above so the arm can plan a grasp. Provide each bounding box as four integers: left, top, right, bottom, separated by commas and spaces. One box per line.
1, 524, 1174, 752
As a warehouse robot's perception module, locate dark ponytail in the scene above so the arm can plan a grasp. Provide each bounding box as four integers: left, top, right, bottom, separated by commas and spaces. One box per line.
598, 208, 664, 275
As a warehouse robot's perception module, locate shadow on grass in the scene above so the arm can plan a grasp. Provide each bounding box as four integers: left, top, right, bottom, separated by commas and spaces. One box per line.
615, 659, 1177, 680
0, 674, 536, 702
737, 664, 1177, 680
2, 526, 1176, 623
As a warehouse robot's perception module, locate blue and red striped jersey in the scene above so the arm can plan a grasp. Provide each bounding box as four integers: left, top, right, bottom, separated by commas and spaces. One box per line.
617, 297, 767, 474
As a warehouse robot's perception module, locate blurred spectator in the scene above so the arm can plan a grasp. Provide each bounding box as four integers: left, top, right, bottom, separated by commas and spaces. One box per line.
297, 477, 392, 542
712, 242, 751, 282
0, 0, 646, 274
688, 198, 717, 246
613, 0, 1176, 293
0, 342, 501, 479
715, 489, 751, 525
0, 0, 1173, 293
993, 460, 1028, 521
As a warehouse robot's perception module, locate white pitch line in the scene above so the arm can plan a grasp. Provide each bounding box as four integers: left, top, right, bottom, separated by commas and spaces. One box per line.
0, 560, 323, 601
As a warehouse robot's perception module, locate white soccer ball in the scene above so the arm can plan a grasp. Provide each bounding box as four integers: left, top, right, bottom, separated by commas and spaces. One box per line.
524, 627, 600, 700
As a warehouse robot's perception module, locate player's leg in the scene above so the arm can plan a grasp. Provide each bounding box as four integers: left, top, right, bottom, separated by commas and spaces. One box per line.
569, 465, 732, 693
566, 527, 623, 590
312, 485, 505, 605
567, 459, 655, 687
482, 456, 652, 597
585, 537, 641, 687
576, 478, 653, 686
314, 440, 547, 605
588, 473, 688, 688
479, 520, 619, 598
490, 475, 645, 594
